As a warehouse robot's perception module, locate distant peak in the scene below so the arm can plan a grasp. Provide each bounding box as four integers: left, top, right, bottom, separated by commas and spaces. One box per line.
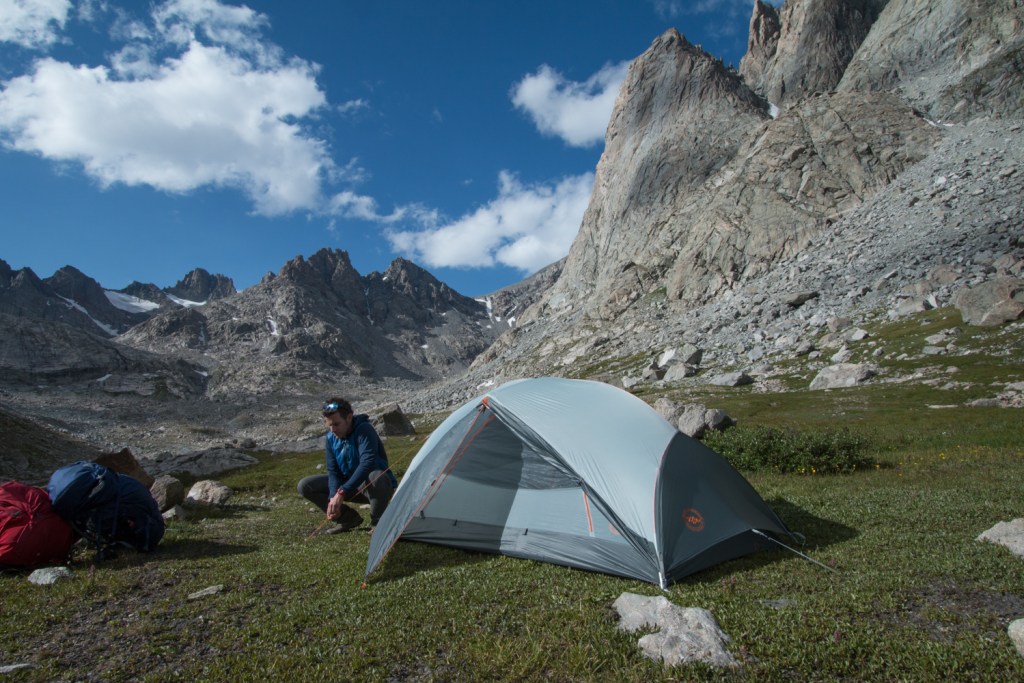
168, 267, 236, 302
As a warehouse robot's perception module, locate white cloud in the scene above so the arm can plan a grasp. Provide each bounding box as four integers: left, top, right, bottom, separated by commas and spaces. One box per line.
152, 0, 277, 63
337, 98, 369, 115
328, 190, 438, 227
386, 171, 593, 274
651, 0, 682, 20
0, 0, 71, 48
511, 61, 629, 148
0, 0, 331, 215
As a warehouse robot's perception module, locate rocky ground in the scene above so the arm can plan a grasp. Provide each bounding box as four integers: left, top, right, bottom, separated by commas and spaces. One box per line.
406, 117, 1023, 411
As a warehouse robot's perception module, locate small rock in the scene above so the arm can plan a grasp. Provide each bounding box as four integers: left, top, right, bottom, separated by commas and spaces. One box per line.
28, 567, 73, 586
809, 363, 877, 390
707, 371, 754, 387
0, 664, 35, 674
162, 504, 189, 521
185, 480, 233, 507
188, 585, 225, 600
613, 592, 737, 668
977, 519, 1024, 558
1009, 619, 1024, 658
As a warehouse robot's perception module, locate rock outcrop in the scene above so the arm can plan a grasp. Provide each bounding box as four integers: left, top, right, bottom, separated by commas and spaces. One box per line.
741, 0, 887, 111
436, 0, 1024, 407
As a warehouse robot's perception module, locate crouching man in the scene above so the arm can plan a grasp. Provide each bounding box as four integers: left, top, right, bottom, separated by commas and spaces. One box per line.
298, 398, 397, 533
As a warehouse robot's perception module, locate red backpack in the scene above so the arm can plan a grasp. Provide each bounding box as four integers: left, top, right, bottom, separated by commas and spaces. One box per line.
0, 481, 76, 567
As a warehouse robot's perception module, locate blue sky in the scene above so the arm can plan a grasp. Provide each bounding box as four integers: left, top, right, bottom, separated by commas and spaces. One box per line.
1, 0, 774, 297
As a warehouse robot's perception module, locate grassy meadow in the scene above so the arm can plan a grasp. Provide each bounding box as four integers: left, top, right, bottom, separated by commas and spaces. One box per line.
2, 310, 1022, 681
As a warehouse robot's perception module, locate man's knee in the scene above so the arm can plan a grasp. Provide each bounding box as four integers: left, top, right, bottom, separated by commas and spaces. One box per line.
297, 474, 323, 499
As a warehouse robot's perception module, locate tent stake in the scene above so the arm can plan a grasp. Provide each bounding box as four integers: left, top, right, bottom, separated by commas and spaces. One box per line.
752, 530, 838, 573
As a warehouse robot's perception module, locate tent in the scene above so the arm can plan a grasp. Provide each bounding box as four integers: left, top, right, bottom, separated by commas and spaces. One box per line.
365, 377, 795, 588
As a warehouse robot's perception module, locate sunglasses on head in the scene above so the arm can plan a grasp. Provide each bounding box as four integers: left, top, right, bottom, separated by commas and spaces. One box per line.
322, 402, 341, 416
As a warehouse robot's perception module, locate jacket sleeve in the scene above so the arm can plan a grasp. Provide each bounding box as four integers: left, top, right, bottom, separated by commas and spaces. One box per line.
340, 422, 379, 497
325, 435, 342, 498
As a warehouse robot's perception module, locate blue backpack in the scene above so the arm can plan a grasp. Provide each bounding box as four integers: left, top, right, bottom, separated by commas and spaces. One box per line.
46, 461, 165, 558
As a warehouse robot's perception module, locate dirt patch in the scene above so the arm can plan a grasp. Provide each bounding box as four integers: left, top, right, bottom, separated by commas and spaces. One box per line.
881, 579, 1024, 643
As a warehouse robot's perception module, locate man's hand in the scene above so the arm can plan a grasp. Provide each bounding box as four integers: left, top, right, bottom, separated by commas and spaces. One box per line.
326, 490, 345, 520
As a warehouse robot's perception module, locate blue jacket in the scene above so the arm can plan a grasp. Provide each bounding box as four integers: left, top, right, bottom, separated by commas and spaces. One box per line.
325, 414, 397, 498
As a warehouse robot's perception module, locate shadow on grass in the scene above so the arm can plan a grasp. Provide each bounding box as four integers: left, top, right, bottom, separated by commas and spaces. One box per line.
768, 497, 859, 549
365, 538, 495, 585
676, 497, 859, 585
157, 537, 259, 561
58, 537, 257, 571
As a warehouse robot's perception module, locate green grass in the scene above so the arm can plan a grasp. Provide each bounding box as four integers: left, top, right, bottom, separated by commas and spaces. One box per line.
2, 312, 1023, 681
3, 412, 1022, 682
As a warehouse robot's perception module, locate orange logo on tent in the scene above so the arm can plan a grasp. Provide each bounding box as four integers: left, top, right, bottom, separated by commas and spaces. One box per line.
683, 508, 705, 532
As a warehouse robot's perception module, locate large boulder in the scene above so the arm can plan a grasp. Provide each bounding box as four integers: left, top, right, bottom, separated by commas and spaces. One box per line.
95, 447, 155, 488
150, 474, 186, 512
374, 404, 416, 436
139, 447, 258, 478
954, 278, 1024, 327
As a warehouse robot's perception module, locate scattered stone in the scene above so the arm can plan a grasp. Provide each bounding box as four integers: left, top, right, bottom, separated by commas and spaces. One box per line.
784, 291, 819, 307
706, 371, 754, 387
162, 504, 189, 521
830, 347, 852, 363
827, 316, 852, 333
891, 298, 933, 317
653, 398, 683, 424
809, 363, 877, 390
844, 328, 869, 342
613, 592, 737, 668
677, 343, 704, 366
28, 567, 73, 586
677, 405, 736, 438
185, 480, 233, 507
1010, 619, 1024, 659
187, 585, 225, 601
0, 664, 35, 674
642, 363, 667, 381
977, 519, 1024, 558
968, 398, 1003, 408
150, 474, 185, 512
663, 363, 698, 382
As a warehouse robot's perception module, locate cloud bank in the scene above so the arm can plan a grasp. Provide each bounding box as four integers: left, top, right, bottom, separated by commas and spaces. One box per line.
511, 61, 629, 148
0, 0, 70, 48
0, 0, 329, 215
387, 171, 594, 275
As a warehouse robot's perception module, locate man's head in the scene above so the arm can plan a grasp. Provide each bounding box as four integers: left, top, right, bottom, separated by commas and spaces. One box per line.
322, 398, 354, 438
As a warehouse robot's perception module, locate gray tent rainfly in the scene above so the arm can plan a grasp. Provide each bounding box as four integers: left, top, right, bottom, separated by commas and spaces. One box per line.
365, 377, 795, 588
